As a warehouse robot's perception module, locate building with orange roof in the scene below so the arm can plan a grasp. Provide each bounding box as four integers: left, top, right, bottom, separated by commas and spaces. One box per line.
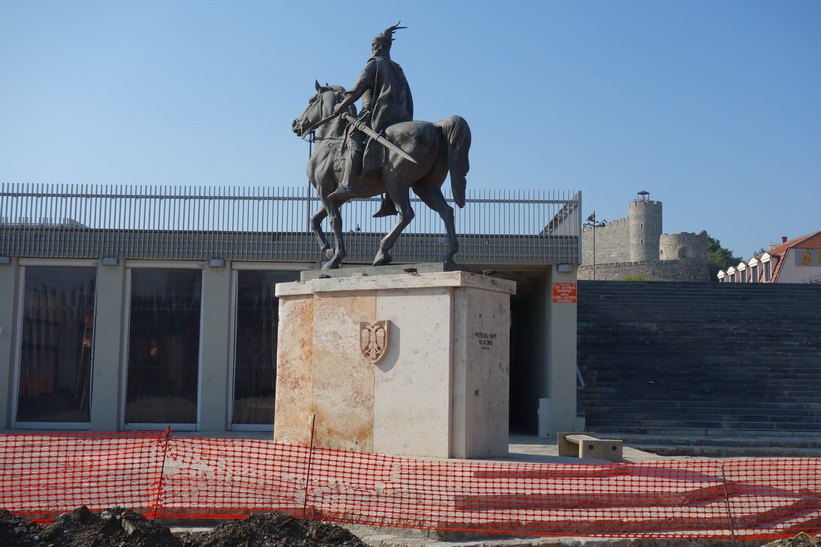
718, 230, 821, 284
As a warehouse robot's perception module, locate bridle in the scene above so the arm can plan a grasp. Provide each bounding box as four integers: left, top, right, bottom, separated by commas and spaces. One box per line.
304, 90, 344, 145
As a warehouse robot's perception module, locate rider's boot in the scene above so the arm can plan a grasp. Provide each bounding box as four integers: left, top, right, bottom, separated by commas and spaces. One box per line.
329, 149, 363, 199
372, 195, 398, 217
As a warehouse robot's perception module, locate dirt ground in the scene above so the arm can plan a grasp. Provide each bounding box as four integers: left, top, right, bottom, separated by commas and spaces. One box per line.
0, 506, 366, 546
3, 506, 820, 546
763, 533, 821, 547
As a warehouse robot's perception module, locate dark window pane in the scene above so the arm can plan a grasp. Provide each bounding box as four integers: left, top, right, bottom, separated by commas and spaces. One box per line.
125, 269, 202, 424
17, 267, 96, 423
232, 270, 299, 425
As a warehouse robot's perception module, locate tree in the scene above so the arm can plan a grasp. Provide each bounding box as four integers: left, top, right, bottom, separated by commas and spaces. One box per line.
707, 236, 742, 281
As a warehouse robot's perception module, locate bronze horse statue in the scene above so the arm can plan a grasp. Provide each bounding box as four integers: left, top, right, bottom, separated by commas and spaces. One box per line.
292, 82, 471, 269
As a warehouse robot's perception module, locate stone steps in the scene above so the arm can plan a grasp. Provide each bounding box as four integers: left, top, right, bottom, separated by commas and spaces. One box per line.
576, 281, 821, 442
586, 421, 821, 432
591, 427, 821, 441
585, 429, 821, 458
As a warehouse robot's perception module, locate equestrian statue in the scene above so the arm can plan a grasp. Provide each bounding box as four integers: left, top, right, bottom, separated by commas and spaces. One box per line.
291, 22, 471, 269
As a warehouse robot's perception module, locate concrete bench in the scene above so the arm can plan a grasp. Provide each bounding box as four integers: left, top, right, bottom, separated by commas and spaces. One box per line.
558, 432, 623, 462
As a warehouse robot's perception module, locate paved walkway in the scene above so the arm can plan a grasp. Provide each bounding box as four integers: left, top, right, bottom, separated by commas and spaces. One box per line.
163, 433, 751, 546
504, 433, 725, 464
346, 435, 750, 547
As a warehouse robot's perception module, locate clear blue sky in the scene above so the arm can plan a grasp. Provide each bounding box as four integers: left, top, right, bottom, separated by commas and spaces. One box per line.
2, 1, 819, 258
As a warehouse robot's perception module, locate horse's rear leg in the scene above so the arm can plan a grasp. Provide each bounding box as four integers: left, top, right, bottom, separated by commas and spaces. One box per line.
373, 182, 414, 266
310, 206, 334, 261
413, 184, 459, 264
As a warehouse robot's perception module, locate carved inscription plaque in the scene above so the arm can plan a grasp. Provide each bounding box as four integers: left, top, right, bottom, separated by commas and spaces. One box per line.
474, 331, 497, 351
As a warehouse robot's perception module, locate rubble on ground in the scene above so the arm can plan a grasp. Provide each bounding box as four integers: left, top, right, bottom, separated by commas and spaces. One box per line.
0, 506, 366, 546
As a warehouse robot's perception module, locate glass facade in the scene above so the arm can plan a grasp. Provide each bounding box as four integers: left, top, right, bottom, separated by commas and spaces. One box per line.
17, 266, 96, 423
232, 270, 299, 425
125, 269, 202, 425
11, 263, 307, 429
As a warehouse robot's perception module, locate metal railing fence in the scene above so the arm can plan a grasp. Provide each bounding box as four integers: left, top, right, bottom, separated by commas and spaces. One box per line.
1, 183, 581, 265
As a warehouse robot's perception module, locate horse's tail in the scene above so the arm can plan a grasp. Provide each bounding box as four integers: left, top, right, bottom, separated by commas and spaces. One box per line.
435, 115, 471, 208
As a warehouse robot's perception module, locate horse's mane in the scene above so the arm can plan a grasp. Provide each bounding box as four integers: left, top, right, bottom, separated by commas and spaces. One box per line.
324, 85, 356, 116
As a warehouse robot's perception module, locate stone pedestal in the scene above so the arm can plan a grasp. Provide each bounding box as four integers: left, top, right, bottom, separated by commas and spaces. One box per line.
274, 268, 515, 459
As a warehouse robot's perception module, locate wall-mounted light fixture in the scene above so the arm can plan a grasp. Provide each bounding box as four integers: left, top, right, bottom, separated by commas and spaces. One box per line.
557, 264, 574, 273
0, 257, 10, 265
101, 257, 118, 266
208, 258, 226, 268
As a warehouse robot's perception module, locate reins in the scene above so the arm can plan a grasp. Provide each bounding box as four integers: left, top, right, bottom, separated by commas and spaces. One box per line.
308, 91, 347, 150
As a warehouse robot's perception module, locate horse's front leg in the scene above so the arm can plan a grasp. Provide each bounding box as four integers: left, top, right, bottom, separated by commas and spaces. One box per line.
322, 199, 348, 269
310, 205, 334, 261
373, 181, 414, 266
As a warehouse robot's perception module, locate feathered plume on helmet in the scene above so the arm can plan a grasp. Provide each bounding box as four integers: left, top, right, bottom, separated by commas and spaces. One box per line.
373, 21, 406, 49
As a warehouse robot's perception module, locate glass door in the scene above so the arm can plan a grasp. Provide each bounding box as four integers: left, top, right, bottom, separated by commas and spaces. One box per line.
124, 268, 202, 427
231, 269, 298, 428
16, 266, 96, 426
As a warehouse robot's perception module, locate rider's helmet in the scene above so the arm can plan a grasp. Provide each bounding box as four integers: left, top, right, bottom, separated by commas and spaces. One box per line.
372, 22, 406, 57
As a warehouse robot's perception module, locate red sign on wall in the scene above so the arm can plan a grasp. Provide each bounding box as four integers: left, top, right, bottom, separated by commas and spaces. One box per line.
552, 282, 577, 304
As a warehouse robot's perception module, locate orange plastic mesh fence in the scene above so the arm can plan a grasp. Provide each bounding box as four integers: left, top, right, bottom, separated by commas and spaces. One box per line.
2, 431, 820, 540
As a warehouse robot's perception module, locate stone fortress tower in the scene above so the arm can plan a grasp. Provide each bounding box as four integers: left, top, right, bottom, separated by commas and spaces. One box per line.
580, 191, 710, 281
660, 231, 709, 262
628, 191, 662, 262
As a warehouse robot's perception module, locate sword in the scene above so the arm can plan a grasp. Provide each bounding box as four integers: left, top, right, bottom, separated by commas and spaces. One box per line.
340, 113, 417, 164
303, 111, 417, 164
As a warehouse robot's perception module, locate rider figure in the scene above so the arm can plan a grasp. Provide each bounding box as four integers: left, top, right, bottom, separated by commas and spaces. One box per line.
328, 22, 413, 217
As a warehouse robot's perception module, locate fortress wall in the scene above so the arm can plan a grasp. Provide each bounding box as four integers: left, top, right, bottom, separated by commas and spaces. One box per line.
578, 259, 710, 282
581, 218, 629, 265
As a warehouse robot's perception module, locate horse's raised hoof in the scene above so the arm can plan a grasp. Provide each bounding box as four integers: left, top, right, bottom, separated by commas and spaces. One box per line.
373, 251, 393, 266
372, 200, 398, 218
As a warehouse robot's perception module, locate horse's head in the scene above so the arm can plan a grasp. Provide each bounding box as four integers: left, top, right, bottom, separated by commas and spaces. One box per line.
292, 81, 348, 138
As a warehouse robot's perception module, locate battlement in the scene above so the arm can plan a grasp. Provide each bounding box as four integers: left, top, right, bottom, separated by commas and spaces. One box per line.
582, 217, 628, 232
628, 199, 662, 207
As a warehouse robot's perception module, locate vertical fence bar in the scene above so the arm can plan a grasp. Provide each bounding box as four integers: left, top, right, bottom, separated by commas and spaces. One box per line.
153, 184, 160, 260
110, 184, 117, 254
218, 186, 225, 257
252, 186, 259, 259
134, 185, 143, 259
184, 186, 191, 259
44, 183, 54, 257
54, 184, 63, 258
24, 184, 33, 255
17, 184, 24, 253
122, 185, 129, 257
84, 184, 92, 256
